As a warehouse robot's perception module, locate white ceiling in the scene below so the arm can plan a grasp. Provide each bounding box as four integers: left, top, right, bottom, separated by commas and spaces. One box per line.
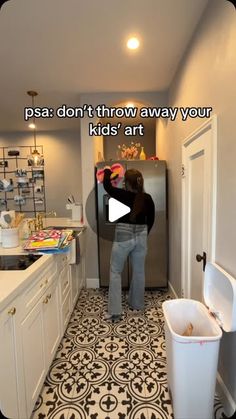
0, 0, 209, 131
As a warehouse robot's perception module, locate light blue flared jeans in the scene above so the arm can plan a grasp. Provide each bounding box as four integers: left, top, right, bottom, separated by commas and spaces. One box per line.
108, 223, 148, 315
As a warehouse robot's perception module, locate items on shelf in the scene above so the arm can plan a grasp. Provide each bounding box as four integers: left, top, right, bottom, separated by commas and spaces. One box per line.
139, 146, 146, 160
7, 148, 20, 156
0, 178, 13, 191
0, 199, 7, 207
0, 160, 8, 168
0, 145, 46, 217
117, 141, 141, 159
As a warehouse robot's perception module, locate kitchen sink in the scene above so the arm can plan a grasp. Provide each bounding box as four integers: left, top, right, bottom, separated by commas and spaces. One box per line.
0, 254, 42, 270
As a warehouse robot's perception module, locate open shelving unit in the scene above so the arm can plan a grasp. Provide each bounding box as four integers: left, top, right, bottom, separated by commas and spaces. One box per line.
0, 145, 46, 217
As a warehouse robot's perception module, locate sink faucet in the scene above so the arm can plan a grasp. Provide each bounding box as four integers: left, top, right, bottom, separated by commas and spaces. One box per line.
36, 213, 44, 230
27, 211, 57, 234
38, 211, 57, 229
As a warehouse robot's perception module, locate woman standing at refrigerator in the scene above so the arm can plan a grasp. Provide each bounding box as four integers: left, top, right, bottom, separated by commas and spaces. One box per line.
103, 167, 155, 321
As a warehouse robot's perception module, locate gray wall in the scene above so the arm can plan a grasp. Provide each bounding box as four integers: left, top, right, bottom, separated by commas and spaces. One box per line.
0, 130, 82, 217
156, 0, 236, 410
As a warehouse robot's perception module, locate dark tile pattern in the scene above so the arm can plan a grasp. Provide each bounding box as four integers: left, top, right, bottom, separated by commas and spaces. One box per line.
31, 289, 225, 419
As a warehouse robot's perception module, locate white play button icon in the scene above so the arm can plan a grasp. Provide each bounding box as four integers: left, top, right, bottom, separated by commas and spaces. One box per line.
108, 198, 131, 222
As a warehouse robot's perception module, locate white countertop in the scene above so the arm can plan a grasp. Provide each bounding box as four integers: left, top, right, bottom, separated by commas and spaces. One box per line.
0, 253, 52, 309
43, 217, 85, 229
0, 218, 86, 310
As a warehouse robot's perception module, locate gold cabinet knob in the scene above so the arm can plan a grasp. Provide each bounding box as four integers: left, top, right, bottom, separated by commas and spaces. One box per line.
8, 307, 16, 315
43, 297, 48, 304
47, 294, 51, 300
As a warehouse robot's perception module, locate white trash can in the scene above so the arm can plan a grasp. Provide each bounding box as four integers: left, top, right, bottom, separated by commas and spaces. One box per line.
163, 262, 236, 419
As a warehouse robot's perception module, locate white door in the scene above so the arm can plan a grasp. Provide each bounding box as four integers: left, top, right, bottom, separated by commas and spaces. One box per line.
182, 118, 217, 300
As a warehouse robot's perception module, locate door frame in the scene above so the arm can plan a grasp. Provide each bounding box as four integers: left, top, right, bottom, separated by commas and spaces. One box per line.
181, 115, 217, 298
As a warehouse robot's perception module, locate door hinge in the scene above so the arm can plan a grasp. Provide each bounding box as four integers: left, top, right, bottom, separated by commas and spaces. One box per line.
181, 164, 186, 178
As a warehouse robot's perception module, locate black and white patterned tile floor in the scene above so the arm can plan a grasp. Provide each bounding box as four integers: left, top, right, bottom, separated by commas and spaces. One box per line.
31, 289, 226, 419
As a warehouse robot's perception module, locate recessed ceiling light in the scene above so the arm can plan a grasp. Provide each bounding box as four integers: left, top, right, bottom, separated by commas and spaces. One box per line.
127, 37, 140, 50
29, 123, 36, 129
126, 102, 135, 108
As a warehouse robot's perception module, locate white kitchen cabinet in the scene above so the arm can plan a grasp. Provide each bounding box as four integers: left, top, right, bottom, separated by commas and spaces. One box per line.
71, 263, 80, 307
21, 294, 46, 418
0, 299, 20, 419
61, 288, 72, 330
22, 261, 56, 316
20, 269, 61, 418
0, 228, 86, 419
71, 264, 77, 306
0, 260, 61, 419
42, 278, 61, 369
59, 262, 71, 302
58, 255, 72, 329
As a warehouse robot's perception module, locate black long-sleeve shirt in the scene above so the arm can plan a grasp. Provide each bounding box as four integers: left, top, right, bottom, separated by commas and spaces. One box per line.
103, 169, 155, 233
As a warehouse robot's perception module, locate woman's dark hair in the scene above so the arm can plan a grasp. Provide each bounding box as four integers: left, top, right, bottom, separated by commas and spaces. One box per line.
124, 169, 145, 222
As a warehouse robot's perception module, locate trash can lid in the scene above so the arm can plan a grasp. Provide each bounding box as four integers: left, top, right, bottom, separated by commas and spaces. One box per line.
204, 262, 236, 332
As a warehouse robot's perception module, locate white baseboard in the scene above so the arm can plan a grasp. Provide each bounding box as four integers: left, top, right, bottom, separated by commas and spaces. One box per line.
86, 278, 100, 288
168, 281, 179, 299
216, 372, 236, 417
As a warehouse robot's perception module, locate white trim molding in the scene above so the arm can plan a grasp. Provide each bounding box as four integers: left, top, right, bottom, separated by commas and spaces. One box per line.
86, 278, 100, 288
181, 115, 217, 298
168, 281, 179, 299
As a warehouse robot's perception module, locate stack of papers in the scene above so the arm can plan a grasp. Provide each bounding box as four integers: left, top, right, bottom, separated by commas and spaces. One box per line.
23, 229, 74, 252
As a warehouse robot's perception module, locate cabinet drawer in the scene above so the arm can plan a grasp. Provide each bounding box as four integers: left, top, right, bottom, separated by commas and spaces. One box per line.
61, 290, 71, 330
56, 253, 71, 270
22, 262, 57, 316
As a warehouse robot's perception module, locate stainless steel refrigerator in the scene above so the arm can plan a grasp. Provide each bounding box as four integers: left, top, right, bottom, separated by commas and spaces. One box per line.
95, 160, 168, 288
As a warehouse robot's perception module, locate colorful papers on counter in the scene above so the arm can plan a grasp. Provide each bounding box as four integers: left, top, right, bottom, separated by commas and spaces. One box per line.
23, 229, 74, 251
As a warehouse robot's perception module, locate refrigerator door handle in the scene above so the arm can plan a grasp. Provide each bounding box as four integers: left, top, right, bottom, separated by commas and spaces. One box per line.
104, 194, 110, 205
